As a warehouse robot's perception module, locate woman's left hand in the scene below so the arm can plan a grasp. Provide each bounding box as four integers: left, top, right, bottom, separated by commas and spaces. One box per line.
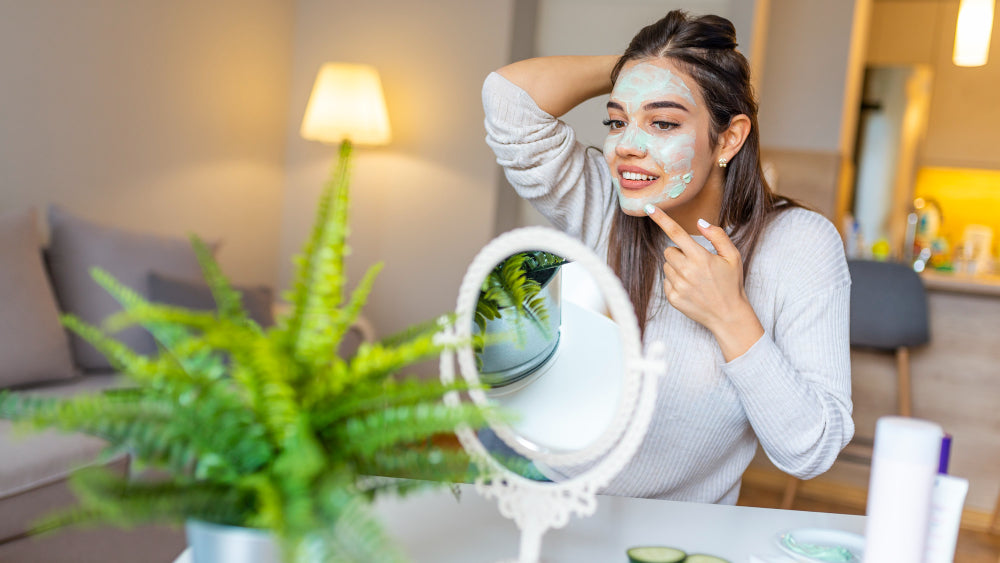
644, 206, 765, 361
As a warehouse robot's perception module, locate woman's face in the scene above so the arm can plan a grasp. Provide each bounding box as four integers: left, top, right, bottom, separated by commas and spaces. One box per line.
603, 58, 718, 217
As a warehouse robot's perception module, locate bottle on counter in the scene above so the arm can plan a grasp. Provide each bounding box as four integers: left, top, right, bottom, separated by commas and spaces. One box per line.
961, 224, 994, 275
913, 197, 942, 258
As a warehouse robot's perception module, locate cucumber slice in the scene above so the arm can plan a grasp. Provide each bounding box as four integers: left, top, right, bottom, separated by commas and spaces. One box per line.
626, 546, 686, 563
685, 555, 731, 563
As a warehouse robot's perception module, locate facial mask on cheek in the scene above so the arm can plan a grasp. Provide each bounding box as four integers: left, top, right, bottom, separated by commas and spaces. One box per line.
649, 132, 696, 201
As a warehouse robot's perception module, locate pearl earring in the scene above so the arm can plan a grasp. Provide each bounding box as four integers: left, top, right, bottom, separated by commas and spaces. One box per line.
718, 158, 728, 169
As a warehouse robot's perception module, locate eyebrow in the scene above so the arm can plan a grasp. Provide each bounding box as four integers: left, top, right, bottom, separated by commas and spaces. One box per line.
644, 100, 689, 112
606, 100, 690, 112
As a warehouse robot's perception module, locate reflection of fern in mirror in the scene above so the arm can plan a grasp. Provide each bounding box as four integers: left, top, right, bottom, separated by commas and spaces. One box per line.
473, 251, 567, 350
0, 140, 494, 563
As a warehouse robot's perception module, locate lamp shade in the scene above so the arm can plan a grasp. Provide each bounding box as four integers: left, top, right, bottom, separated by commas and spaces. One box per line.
300, 63, 392, 145
953, 0, 995, 67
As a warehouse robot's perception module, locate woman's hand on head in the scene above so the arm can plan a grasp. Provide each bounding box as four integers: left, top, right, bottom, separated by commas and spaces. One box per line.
644, 205, 764, 361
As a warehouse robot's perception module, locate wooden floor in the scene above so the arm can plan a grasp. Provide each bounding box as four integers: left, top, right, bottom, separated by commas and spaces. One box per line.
737, 469, 1000, 563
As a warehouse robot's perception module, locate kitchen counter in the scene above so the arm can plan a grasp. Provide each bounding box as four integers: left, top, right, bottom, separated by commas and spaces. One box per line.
920, 270, 1000, 297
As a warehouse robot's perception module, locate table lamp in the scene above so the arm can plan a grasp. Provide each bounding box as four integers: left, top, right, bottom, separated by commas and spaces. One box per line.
300, 62, 392, 174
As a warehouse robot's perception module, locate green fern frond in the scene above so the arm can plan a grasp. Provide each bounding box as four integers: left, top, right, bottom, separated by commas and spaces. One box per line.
378, 314, 454, 349
2, 389, 271, 479
90, 268, 197, 352
337, 403, 493, 458
279, 148, 342, 349
296, 359, 350, 411
225, 338, 300, 446
283, 141, 354, 360
61, 315, 158, 376
58, 467, 253, 527
359, 447, 475, 484
312, 376, 471, 429
103, 304, 217, 336
347, 334, 445, 388
189, 235, 247, 323
327, 262, 382, 355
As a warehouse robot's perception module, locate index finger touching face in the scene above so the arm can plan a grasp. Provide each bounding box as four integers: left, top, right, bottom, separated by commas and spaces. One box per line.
643, 203, 703, 255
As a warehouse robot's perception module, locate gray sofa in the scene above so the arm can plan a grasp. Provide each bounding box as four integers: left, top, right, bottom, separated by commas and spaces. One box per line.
0, 206, 277, 553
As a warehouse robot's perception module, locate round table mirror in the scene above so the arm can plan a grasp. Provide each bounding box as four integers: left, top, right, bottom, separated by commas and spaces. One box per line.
440, 226, 665, 563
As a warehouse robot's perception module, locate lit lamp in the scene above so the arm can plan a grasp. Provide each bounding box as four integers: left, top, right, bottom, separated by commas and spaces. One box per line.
300, 62, 392, 177
953, 0, 995, 67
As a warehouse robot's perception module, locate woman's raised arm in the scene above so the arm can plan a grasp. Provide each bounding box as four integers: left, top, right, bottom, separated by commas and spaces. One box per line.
496, 56, 618, 118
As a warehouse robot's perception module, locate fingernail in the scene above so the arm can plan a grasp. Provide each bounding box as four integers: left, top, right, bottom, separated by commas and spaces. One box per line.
697, 218, 710, 228
644, 204, 656, 215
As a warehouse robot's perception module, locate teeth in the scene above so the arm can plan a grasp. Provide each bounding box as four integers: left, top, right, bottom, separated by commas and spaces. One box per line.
622, 171, 657, 181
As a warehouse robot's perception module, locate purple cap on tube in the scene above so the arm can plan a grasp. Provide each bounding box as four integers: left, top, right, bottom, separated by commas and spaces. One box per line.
938, 433, 952, 474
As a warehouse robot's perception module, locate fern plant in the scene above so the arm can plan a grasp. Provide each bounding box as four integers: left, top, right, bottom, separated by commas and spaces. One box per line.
0, 140, 495, 562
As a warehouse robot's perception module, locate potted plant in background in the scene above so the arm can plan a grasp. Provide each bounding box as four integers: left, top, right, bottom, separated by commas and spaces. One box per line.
0, 142, 494, 562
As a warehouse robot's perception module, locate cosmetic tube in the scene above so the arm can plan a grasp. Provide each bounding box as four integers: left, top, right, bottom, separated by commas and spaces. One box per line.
863, 416, 942, 563
923, 473, 969, 563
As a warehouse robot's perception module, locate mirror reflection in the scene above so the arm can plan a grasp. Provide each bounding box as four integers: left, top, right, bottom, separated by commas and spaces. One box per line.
472, 251, 624, 463
474, 250, 566, 389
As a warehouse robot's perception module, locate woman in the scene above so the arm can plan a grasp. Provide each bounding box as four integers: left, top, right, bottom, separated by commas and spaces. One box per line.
482, 10, 853, 504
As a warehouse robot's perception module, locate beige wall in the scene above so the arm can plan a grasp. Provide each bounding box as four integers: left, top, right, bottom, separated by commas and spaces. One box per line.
0, 1, 295, 285
868, 1, 1000, 169
757, 0, 867, 154
277, 0, 516, 339
755, 0, 870, 222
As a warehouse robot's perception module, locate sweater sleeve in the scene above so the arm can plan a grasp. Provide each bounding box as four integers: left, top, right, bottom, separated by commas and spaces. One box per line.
722, 211, 854, 479
482, 72, 614, 250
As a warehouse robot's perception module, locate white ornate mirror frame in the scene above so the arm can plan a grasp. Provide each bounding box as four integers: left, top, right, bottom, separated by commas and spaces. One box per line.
439, 226, 667, 563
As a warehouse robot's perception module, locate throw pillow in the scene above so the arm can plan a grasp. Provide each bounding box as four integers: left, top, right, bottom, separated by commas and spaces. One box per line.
147, 271, 275, 328
46, 206, 207, 371
0, 208, 77, 387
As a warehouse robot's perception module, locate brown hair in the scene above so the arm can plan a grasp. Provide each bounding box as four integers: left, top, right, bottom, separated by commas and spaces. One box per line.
606, 10, 800, 336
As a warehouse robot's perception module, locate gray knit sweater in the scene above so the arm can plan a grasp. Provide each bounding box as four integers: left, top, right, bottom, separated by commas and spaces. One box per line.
482, 72, 854, 504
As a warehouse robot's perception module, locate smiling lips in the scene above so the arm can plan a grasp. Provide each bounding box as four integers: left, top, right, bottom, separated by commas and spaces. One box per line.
618, 166, 660, 190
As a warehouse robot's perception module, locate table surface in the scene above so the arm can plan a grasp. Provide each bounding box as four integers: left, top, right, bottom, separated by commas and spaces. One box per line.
173, 483, 866, 562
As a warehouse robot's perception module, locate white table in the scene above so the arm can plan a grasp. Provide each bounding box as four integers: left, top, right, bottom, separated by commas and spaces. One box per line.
174, 484, 865, 562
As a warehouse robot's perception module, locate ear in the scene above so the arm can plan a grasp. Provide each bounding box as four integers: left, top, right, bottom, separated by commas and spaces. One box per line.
717, 114, 751, 162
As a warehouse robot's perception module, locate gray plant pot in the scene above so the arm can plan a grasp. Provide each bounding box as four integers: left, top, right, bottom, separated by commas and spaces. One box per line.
186, 520, 282, 563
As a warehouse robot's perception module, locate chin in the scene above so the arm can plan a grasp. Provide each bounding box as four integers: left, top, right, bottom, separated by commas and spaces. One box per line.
618, 205, 649, 217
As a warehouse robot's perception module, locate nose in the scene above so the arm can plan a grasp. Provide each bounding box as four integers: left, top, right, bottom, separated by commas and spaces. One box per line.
615, 125, 646, 158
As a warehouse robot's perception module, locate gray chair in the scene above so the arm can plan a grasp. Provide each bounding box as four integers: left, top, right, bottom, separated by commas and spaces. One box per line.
846, 259, 930, 417
780, 259, 930, 509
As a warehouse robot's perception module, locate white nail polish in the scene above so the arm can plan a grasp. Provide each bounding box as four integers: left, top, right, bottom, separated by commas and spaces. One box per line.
698, 218, 710, 228
644, 204, 656, 215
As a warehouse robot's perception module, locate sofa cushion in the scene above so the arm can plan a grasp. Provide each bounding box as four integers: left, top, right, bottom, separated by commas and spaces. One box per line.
148, 271, 275, 328
46, 206, 207, 371
0, 208, 77, 388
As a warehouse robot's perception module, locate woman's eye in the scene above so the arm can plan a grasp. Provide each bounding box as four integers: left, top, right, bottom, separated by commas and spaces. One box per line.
652, 121, 679, 131
602, 119, 625, 130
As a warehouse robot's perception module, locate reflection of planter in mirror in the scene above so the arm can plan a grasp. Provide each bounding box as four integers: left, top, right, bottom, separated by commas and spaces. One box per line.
475, 255, 564, 389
